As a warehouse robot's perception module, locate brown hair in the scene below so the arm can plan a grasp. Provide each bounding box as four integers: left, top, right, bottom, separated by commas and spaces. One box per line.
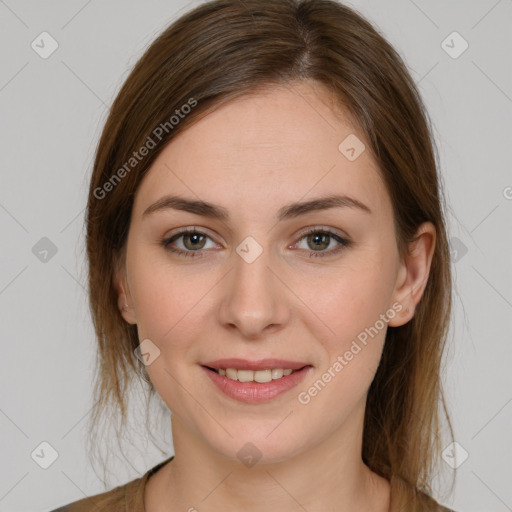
85, 0, 455, 509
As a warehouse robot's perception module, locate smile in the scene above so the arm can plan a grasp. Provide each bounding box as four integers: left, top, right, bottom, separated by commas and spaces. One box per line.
201, 360, 313, 403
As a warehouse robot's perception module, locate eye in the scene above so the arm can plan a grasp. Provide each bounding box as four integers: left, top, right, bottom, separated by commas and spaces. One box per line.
161, 228, 217, 258
161, 227, 351, 259
292, 228, 351, 258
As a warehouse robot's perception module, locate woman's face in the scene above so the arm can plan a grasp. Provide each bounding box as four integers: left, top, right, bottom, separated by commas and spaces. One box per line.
116, 80, 431, 464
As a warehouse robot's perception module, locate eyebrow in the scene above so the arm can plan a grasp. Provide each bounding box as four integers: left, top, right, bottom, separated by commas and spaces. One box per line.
142, 193, 372, 221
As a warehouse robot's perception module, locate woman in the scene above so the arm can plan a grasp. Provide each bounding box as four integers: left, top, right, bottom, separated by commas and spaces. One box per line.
51, 0, 457, 510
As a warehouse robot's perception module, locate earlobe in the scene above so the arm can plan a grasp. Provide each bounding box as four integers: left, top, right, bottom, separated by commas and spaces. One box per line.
118, 287, 129, 313
113, 252, 137, 325
116, 278, 137, 325
387, 222, 436, 327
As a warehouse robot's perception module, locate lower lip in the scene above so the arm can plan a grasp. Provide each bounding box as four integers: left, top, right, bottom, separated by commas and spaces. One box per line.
201, 365, 312, 404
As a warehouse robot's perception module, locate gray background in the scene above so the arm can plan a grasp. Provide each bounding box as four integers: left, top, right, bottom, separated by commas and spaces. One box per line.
0, 1, 511, 511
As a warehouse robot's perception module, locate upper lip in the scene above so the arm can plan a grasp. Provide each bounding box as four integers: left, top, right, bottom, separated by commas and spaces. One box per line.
202, 358, 311, 371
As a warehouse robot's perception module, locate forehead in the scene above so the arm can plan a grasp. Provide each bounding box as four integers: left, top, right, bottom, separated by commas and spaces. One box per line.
133, 81, 390, 222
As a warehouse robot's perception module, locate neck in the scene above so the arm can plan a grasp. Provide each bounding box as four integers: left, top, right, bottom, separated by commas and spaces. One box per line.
150, 410, 390, 512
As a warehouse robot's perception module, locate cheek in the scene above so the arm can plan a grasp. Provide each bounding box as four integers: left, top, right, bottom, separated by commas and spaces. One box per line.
294, 253, 395, 406
301, 259, 393, 346
128, 251, 213, 353
127, 256, 213, 414
294, 272, 391, 423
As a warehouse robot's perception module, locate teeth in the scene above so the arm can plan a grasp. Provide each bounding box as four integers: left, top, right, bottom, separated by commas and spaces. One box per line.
271, 368, 283, 379
216, 367, 298, 382
226, 368, 238, 380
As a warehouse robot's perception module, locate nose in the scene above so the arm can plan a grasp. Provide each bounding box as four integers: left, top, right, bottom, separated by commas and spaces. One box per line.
218, 244, 290, 340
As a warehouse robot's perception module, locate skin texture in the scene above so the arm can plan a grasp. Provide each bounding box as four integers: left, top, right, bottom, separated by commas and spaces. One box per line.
114, 80, 436, 512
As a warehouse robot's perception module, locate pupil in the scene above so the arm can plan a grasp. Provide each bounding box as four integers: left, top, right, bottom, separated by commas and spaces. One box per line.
309, 233, 328, 250
186, 232, 204, 249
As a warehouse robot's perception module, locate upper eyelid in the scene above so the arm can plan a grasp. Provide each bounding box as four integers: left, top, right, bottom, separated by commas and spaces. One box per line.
297, 226, 348, 238
166, 226, 220, 245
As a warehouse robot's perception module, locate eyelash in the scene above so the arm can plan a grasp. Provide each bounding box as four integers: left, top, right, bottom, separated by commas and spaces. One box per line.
161, 227, 351, 259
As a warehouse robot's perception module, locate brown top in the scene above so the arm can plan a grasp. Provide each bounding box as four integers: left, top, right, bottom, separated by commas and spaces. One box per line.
49, 456, 174, 512
49, 456, 457, 512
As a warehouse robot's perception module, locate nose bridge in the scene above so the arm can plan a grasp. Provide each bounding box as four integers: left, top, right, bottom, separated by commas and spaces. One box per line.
219, 235, 289, 337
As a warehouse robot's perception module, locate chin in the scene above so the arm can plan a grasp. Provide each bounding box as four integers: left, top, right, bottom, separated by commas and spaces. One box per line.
205, 429, 309, 467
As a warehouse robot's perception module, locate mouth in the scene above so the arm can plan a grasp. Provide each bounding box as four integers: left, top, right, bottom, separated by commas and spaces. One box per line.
200, 358, 313, 403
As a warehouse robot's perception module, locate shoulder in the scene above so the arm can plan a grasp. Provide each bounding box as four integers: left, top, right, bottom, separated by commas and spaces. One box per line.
408, 487, 460, 512
47, 479, 135, 512
48, 456, 174, 512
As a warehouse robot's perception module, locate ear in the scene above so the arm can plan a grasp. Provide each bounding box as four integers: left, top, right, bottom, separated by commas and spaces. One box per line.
387, 221, 436, 327
113, 248, 137, 325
